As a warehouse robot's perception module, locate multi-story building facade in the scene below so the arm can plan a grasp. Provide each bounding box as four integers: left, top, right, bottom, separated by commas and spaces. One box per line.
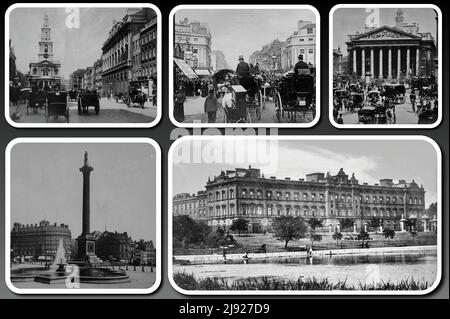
139, 17, 158, 84
281, 20, 316, 70
101, 8, 156, 96
173, 191, 207, 221
134, 239, 156, 265
69, 68, 86, 90
249, 39, 283, 72
93, 59, 103, 92
173, 167, 432, 233
174, 18, 212, 70
95, 231, 135, 262
11, 220, 72, 260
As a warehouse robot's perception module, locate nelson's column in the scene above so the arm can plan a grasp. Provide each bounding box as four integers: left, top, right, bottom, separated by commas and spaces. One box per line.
76, 151, 99, 263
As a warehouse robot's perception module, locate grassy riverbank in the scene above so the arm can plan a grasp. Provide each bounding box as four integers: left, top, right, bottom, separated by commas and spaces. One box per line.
173, 271, 430, 291
174, 232, 437, 256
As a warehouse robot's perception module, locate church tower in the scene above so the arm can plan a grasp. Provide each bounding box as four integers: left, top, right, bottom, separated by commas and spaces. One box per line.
395, 9, 404, 31
38, 14, 54, 62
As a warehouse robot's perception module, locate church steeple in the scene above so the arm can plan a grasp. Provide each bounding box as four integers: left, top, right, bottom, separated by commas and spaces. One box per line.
38, 14, 53, 62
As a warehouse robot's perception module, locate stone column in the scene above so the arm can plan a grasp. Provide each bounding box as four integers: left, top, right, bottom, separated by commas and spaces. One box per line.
416, 48, 420, 75
80, 151, 93, 235
397, 48, 401, 79
388, 48, 392, 79
379, 48, 383, 79
337, 224, 341, 233
353, 223, 357, 233
364, 223, 368, 232
353, 49, 357, 75
370, 48, 374, 78
406, 48, 411, 76
361, 49, 366, 79
329, 224, 333, 233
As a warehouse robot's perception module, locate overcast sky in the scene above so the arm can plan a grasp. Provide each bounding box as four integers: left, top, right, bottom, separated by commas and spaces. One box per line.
9, 7, 143, 78
172, 139, 438, 207
10, 143, 156, 242
175, 8, 316, 67
333, 8, 438, 55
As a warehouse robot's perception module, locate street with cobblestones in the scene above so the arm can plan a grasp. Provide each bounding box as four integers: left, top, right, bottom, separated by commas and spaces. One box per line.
9, 98, 157, 124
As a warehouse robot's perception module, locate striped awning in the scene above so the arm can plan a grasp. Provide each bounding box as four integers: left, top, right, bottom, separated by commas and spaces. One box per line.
174, 58, 198, 79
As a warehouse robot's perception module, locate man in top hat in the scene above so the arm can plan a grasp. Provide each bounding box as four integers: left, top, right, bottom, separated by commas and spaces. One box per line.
236, 55, 251, 78
294, 54, 309, 76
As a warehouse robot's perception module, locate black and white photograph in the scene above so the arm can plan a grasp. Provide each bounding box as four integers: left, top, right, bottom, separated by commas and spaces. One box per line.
6, 4, 161, 127
6, 139, 161, 293
169, 136, 440, 294
170, 5, 320, 127
330, 5, 441, 128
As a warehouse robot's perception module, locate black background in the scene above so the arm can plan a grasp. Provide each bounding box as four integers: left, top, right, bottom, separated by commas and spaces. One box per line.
0, 0, 448, 310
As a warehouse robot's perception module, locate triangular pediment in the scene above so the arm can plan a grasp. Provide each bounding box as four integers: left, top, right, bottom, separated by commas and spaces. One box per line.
37, 60, 54, 66
353, 26, 421, 41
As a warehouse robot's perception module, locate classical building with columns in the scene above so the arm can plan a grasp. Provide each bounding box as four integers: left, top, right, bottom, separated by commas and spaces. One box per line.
173, 167, 436, 234
346, 9, 437, 80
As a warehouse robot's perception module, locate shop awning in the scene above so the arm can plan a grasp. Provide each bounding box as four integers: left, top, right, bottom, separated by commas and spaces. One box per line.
174, 58, 198, 79
195, 69, 212, 77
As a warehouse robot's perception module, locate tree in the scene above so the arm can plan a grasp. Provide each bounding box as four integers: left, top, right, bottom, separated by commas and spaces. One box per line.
367, 217, 381, 233
340, 218, 354, 233
173, 215, 210, 248
383, 229, 395, 245
309, 233, 322, 250
332, 231, 343, 247
357, 230, 370, 247
272, 216, 308, 249
307, 218, 323, 234
229, 218, 249, 236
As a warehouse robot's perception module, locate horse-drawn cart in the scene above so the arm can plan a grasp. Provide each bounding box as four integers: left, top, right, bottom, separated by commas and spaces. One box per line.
27, 91, 46, 115
78, 91, 100, 115
46, 91, 69, 122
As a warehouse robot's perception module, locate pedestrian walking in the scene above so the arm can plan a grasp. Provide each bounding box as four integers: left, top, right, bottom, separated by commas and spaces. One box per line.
204, 89, 219, 123
174, 86, 186, 123
337, 113, 344, 124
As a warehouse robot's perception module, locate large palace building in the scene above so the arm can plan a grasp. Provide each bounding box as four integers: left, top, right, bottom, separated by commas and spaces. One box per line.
346, 9, 437, 80
173, 167, 435, 233
11, 220, 72, 260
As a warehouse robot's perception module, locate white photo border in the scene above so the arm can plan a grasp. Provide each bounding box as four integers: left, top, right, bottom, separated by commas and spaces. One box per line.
5, 137, 162, 294
5, 3, 162, 128
168, 135, 442, 295
169, 4, 321, 128
328, 4, 443, 129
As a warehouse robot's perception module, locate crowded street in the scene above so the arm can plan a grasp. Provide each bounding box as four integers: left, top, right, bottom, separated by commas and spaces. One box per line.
9, 97, 157, 123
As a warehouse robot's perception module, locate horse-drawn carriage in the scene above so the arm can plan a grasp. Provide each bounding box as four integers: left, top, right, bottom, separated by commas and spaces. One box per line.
272, 69, 315, 122
126, 82, 147, 108
349, 92, 364, 111
78, 91, 100, 115
358, 102, 395, 124
367, 90, 381, 103
68, 90, 78, 101
382, 84, 406, 104
27, 90, 46, 114
212, 69, 264, 123
46, 91, 69, 122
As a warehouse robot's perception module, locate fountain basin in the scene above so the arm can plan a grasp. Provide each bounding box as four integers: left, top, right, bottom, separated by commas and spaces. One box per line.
11, 266, 130, 285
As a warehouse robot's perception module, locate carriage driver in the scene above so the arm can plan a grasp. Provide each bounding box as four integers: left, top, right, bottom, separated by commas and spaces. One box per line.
236, 55, 251, 78
294, 54, 309, 76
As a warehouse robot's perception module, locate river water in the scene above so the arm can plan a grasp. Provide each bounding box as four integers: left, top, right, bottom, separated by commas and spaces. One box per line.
174, 251, 438, 286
